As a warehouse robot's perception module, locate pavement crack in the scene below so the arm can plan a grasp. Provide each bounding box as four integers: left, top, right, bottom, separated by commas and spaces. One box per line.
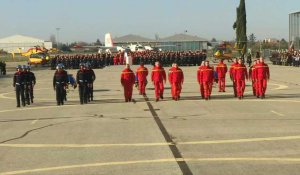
0, 118, 92, 144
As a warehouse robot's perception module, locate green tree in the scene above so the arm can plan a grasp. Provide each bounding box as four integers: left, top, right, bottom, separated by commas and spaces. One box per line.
233, 0, 247, 55
279, 38, 288, 50
95, 39, 102, 46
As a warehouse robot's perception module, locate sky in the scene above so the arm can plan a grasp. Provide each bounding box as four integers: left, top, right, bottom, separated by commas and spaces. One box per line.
0, 0, 299, 43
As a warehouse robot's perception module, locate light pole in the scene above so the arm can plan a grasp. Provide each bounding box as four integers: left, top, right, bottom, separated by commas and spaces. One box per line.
56, 28, 60, 49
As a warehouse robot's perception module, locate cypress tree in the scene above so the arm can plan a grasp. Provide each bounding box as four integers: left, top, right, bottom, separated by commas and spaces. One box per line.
233, 0, 247, 56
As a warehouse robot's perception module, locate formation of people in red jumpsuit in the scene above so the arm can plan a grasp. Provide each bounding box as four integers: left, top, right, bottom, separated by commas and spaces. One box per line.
121, 57, 270, 102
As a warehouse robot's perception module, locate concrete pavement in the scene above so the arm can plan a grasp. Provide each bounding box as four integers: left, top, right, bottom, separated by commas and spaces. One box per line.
0, 62, 299, 175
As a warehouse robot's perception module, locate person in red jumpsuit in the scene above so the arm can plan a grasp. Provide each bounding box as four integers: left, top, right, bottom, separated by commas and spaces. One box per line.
199, 61, 214, 100
234, 58, 248, 99
197, 61, 205, 99
136, 62, 148, 95
168, 63, 184, 101
255, 57, 270, 99
249, 59, 258, 96
151, 61, 166, 102
168, 63, 176, 98
229, 58, 238, 97
216, 59, 228, 92
121, 64, 135, 102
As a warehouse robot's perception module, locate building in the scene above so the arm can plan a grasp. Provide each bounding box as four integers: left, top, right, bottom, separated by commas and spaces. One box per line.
289, 11, 300, 50
0, 35, 52, 53
113, 34, 155, 47
159, 33, 208, 51
263, 38, 279, 43
113, 33, 208, 51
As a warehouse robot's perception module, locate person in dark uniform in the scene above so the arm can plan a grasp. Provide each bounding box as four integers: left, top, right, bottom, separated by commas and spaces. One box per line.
22, 65, 31, 105
26, 66, 36, 103
53, 64, 68, 106
85, 62, 96, 101
60, 64, 69, 101
246, 53, 252, 67
0, 61, 6, 75
13, 65, 25, 107
76, 63, 88, 104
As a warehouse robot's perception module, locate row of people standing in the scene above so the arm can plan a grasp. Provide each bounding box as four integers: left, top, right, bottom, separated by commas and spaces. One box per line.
13, 65, 36, 107
270, 50, 300, 66
50, 50, 207, 70
120, 57, 270, 102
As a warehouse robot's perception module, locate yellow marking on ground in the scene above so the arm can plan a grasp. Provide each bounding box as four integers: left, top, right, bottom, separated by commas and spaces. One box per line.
178, 135, 300, 145
30, 119, 38, 125
1, 158, 300, 175
270, 110, 285, 117
1, 135, 300, 148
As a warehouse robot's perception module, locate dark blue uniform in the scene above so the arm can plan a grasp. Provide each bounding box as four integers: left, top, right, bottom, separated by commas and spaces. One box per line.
53, 70, 68, 105
76, 69, 88, 104
13, 71, 25, 107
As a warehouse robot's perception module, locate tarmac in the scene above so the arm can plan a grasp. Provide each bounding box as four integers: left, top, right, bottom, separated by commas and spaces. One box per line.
0, 61, 300, 175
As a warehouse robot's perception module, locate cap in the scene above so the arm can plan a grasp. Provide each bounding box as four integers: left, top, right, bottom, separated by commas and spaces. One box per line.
16, 65, 22, 69
85, 62, 91, 68
21, 65, 27, 69
56, 64, 63, 69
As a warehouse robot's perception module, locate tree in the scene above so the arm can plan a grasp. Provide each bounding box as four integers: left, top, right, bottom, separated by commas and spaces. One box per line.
279, 38, 288, 50
211, 38, 217, 42
248, 33, 256, 43
95, 39, 102, 46
233, 0, 247, 55
61, 44, 71, 52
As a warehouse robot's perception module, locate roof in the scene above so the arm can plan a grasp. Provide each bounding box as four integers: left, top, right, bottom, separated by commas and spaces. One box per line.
113, 34, 154, 43
0, 35, 45, 43
160, 33, 208, 42
289, 11, 300, 15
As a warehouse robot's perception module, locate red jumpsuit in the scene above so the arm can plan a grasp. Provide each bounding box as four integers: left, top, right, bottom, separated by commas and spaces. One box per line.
151, 66, 166, 100
121, 68, 135, 102
255, 62, 270, 98
113, 56, 118, 65
199, 66, 214, 99
216, 61, 228, 92
197, 66, 205, 98
136, 66, 148, 95
169, 67, 184, 100
169, 67, 176, 98
230, 62, 238, 97
234, 64, 248, 98
249, 65, 257, 96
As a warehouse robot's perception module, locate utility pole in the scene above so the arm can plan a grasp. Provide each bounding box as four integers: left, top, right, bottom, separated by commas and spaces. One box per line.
56, 28, 60, 49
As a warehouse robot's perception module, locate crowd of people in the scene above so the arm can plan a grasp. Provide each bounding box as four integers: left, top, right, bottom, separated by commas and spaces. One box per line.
13, 50, 271, 107
270, 50, 300, 67
50, 50, 207, 70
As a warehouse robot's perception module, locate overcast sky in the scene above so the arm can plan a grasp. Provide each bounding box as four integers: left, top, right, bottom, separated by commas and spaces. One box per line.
0, 0, 299, 43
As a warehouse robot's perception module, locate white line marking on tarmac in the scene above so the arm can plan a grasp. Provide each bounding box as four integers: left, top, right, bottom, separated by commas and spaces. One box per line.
1, 157, 300, 175
270, 110, 285, 117
268, 83, 289, 90
1, 135, 300, 148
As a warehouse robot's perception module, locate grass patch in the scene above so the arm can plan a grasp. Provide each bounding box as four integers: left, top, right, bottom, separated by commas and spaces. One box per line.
0, 55, 28, 62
